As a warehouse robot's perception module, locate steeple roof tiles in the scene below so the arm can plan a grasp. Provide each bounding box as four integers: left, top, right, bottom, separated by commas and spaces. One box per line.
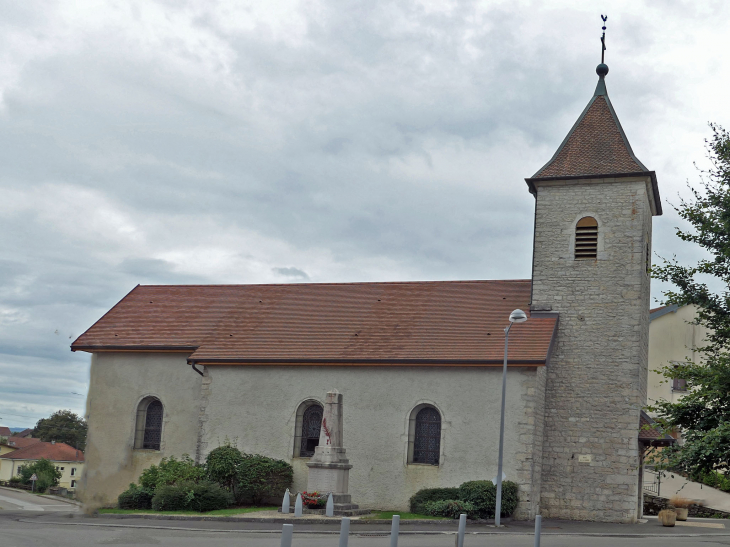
534, 94, 646, 178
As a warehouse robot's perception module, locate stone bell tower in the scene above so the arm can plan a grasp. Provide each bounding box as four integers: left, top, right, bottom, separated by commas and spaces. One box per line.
528, 62, 662, 522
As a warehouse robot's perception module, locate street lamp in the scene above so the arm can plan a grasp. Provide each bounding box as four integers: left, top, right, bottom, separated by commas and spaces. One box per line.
495, 308, 528, 526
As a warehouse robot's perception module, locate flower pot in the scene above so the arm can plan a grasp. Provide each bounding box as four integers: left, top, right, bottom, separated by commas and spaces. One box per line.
658, 509, 676, 527
675, 507, 688, 521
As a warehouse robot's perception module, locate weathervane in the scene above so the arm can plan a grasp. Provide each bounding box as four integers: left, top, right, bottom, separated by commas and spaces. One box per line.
600, 14, 608, 63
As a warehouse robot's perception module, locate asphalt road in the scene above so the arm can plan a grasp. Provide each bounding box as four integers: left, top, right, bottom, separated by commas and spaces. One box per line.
3, 490, 730, 547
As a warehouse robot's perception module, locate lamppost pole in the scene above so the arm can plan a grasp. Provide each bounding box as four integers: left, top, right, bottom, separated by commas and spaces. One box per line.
495, 309, 527, 527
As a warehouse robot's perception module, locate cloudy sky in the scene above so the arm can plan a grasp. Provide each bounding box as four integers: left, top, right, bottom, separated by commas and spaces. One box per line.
0, 0, 728, 429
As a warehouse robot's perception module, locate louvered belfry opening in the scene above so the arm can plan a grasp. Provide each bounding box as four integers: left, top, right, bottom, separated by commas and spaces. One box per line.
575, 217, 598, 259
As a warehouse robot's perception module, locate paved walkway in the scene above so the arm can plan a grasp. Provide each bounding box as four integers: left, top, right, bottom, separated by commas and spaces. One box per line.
646, 468, 730, 511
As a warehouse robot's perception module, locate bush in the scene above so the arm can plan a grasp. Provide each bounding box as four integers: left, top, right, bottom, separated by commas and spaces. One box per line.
237, 454, 294, 504
151, 483, 192, 511
458, 480, 519, 518
699, 470, 730, 493
423, 499, 477, 519
186, 481, 234, 512
16, 458, 62, 493
151, 481, 232, 512
409, 487, 461, 514
118, 483, 154, 510
140, 455, 206, 492
206, 442, 246, 501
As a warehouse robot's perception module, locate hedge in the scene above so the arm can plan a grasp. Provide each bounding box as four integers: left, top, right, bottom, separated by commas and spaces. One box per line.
423, 499, 477, 519
118, 484, 154, 510
409, 487, 460, 514
151, 481, 232, 512
410, 481, 519, 519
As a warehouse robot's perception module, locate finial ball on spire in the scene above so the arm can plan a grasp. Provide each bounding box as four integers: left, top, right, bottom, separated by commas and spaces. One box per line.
596, 63, 609, 77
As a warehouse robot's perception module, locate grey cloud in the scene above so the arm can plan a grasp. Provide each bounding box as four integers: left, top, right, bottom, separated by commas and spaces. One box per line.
272, 267, 310, 280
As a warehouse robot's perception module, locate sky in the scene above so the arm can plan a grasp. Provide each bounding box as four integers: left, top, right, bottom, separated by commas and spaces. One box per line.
1, 0, 728, 429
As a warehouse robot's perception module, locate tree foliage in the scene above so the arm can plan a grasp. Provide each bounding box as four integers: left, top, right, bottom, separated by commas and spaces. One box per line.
648, 123, 730, 476
33, 410, 87, 451
205, 441, 246, 502
15, 458, 62, 493
138, 454, 206, 491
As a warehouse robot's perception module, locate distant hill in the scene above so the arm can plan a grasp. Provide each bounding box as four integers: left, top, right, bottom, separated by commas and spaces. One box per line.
9, 427, 29, 433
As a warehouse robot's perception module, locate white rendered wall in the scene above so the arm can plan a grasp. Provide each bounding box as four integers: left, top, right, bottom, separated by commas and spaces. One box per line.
647, 305, 710, 409
79, 352, 202, 508
200, 365, 545, 517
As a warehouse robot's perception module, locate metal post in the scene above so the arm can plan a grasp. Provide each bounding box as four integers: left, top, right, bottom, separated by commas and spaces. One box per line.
339, 517, 350, 547
280, 524, 293, 547
495, 323, 512, 526
294, 493, 303, 517
390, 514, 400, 547
534, 515, 542, 547
282, 489, 290, 514
457, 513, 466, 547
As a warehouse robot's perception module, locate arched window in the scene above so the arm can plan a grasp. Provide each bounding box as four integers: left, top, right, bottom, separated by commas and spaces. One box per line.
575, 217, 598, 259
410, 406, 442, 465
293, 401, 323, 457
134, 397, 163, 450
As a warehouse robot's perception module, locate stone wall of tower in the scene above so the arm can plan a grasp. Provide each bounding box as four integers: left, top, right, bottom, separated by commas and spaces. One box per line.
531, 176, 653, 523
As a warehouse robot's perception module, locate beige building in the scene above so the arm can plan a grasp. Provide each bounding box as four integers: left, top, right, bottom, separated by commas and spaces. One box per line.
0, 440, 85, 490
73, 61, 662, 523
647, 304, 709, 411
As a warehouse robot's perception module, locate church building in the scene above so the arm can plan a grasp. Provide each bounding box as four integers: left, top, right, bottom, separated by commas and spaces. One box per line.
72, 61, 661, 523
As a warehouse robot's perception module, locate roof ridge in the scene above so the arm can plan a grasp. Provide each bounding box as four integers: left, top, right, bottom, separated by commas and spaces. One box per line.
135, 279, 533, 288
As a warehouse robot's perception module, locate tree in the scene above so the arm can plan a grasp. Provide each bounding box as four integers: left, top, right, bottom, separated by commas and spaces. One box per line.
648, 123, 730, 476
16, 458, 62, 493
205, 441, 245, 503
33, 410, 87, 451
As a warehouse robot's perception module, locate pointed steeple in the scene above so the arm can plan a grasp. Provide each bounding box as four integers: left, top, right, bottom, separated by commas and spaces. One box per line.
532, 63, 648, 179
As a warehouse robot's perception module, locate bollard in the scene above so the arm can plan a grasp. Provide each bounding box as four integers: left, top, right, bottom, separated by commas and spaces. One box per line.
280, 523, 293, 547
390, 514, 400, 547
456, 513, 466, 547
282, 489, 290, 514
326, 493, 334, 517
534, 515, 542, 547
338, 516, 350, 547
294, 493, 303, 517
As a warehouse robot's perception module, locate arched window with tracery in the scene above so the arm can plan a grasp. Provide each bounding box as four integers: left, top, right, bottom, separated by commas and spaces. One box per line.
134, 397, 163, 450
411, 406, 441, 465
294, 401, 323, 457
575, 216, 598, 259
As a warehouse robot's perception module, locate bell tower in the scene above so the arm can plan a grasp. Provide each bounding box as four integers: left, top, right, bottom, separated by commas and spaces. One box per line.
527, 59, 661, 522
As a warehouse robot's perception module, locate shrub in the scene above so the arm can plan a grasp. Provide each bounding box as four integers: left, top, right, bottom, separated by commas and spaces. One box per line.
206, 442, 246, 501
458, 480, 519, 518
151, 483, 192, 511
423, 499, 477, 519
118, 483, 154, 510
16, 458, 62, 493
140, 455, 206, 492
185, 481, 233, 512
409, 487, 460, 514
237, 454, 294, 504
150, 481, 232, 512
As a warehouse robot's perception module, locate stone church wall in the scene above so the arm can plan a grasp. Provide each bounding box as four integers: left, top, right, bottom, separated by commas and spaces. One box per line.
78, 352, 202, 508
199, 364, 545, 516
531, 177, 653, 522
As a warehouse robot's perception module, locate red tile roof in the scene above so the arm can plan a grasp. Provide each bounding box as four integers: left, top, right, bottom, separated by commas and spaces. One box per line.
72, 281, 558, 366
14, 428, 33, 438
2, 436, 42, 449
534, 95, 644, 178
639, 411, 675, 446
0, 427, 11, 437
0, 441, 84, 462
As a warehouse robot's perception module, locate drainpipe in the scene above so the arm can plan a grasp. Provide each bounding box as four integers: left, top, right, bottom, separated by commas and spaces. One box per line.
190, 362, 204, 377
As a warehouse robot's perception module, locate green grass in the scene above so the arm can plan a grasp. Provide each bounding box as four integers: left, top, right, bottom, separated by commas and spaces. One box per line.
364, 511, 448, 520
98, 506, 277, 516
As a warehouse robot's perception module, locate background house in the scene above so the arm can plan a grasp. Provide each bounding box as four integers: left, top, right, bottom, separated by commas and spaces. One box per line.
0, 440, 85, 490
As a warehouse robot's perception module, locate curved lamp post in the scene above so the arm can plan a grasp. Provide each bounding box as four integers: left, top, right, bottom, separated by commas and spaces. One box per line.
495, 308, 528, 526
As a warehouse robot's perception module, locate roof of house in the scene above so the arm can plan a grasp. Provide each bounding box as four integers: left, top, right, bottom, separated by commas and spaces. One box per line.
2, 436, 42, 449
639, 411, 676, 446
526, 66, 662, 215
71, 281, 559, 366
0, 441, 84, 462
0, 427, 11, 437
649, 304, 681, 322
13, 428, 33, 438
